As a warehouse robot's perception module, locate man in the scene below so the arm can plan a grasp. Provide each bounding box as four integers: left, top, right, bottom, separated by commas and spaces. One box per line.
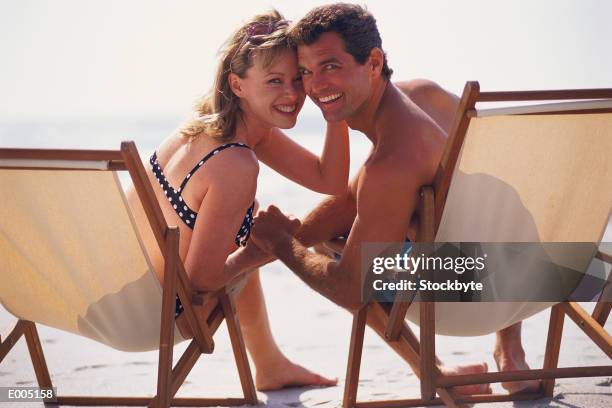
229, 3, 539, 395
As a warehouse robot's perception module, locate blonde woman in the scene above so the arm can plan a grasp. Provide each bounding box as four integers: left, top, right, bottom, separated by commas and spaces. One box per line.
126, 11, 344, 390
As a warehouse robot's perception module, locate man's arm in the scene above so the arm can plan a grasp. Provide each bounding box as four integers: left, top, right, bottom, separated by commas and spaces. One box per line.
253, 161, 424, 311
295, 188, 356, 245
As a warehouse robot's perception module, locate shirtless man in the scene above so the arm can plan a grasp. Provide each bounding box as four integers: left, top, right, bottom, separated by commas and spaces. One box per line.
229, 3, 539, 395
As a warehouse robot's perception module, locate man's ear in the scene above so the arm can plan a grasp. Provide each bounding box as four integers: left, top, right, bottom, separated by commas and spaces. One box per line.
368, 48, 384, 78
228, 73, 244, 97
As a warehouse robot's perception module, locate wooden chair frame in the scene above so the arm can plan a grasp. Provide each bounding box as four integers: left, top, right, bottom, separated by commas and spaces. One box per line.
0, 142, 258, 407
342, 82, 612, 407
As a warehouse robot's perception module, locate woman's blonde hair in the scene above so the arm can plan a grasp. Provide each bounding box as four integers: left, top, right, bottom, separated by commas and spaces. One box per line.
180, 10, 291, 141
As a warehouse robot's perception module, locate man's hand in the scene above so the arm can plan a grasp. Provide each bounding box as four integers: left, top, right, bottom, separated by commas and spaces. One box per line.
251, 205, 301, 253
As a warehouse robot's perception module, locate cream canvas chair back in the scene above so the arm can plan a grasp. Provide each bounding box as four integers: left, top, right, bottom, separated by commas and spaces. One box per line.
405, 101, 612, 335
0, 167, 184, 351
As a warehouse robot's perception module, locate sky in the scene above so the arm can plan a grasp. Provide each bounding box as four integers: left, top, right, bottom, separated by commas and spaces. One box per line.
1, 0, 611, 121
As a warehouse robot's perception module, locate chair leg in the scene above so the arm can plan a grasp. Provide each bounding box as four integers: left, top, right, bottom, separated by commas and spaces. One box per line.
385, 300, 411, 341
1, 321, 55, 404
342, 305, 368, 408
592, 254, 612, 323
592, 266, 612, 326
419, 302, 436, 401
542, 304, 565, 396
155, 324, 175, 408
220, 293, 257, 405
169, 340, 202, 397
153, 227, 180, 408
592, 302, 611, 327
21, 321, 53, 390
369, 303, 460, 408
1, 320, 28, 363
562, 302, 612, 358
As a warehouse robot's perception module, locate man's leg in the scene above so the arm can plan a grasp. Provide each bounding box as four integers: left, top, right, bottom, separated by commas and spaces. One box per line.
235, 269, 337, 391
311, 246, 492, 396
364, 303, 491, 395
494, 322, 541, 393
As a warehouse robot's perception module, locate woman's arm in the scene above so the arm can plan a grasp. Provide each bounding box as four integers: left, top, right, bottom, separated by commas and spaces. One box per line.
254, 121, 349, 195
183, 149, 258, 291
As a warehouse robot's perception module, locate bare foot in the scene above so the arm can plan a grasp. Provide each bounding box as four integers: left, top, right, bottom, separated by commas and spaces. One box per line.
494, 350, 541, 394
439, 362, 492, 395
255, 358, 338, 391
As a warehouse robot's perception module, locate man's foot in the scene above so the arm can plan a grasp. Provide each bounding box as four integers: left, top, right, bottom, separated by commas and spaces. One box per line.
494, 349, 541, 394
439, 362, 492, 395
255, 358, 338, 391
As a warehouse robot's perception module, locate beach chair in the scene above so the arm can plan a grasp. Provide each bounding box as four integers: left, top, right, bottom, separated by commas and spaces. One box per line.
342, 82, 612, 407
0, 142, 257, 407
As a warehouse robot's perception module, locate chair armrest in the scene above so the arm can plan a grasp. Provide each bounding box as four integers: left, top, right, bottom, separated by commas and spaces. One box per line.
595, 250, 612, 264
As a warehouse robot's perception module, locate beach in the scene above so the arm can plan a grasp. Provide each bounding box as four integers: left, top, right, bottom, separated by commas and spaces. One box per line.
1, 260, 611, 408
1, 122, 611, 407
2, 1, 612, 405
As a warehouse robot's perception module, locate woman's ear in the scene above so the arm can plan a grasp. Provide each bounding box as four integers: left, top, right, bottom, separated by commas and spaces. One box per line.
368, 48, 384, 78
229, 73, 244, 97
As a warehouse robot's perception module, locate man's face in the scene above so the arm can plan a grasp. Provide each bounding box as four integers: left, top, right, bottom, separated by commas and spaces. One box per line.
297, 32, 372, 122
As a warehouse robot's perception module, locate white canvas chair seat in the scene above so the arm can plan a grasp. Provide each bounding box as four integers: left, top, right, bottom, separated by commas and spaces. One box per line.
0, 169, 185, 351
405, 109, 612, 336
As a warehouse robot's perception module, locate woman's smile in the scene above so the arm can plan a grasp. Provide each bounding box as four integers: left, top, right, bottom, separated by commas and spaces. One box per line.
274, 103, 297, 114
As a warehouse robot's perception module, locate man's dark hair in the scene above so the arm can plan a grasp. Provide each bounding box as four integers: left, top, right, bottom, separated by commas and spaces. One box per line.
289, 3, 393, 79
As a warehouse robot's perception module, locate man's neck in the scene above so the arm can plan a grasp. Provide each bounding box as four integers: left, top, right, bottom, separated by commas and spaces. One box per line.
346, 78, 389, 144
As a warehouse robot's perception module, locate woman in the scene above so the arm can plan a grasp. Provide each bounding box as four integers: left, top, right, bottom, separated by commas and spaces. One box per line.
126, 10, 346, 390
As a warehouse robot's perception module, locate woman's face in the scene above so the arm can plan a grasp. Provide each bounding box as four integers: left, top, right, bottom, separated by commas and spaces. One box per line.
237, 49, 305, 129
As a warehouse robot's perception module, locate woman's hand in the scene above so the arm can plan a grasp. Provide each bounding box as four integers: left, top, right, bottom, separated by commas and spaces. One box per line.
224, 237, 271, 277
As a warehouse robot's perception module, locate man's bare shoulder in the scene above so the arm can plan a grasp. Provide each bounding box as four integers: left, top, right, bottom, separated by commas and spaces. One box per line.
373, 103, 444, 174
395, 78, 456, 101
375, 86, 431, 140
350, 80, 453, 207
394, 79, 459, 133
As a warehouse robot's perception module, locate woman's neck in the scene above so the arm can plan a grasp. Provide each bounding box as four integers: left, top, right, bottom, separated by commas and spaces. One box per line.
235, 108, 272, 148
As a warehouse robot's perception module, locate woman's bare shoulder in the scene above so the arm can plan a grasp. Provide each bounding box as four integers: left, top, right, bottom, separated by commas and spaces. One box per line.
204, 145, 259, 180
154, 133, 187, 160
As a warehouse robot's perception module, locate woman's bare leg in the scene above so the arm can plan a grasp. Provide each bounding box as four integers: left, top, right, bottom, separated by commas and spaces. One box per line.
235, 269, 337, 391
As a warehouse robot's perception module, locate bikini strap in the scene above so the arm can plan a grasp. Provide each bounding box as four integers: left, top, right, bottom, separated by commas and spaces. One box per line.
178, 142, 250, 192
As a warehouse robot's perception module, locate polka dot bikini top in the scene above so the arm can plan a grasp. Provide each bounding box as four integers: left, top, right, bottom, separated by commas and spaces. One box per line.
150, 142, 254, 247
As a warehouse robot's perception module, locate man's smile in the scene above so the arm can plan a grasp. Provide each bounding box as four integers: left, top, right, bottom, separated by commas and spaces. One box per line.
317, 93, 343, 104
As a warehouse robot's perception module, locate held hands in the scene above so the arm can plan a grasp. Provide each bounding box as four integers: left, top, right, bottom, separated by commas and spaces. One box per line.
251, 205, 301, 254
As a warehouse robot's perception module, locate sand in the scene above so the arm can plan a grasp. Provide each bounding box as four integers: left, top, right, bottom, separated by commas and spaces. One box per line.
1, 252, 611, 408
